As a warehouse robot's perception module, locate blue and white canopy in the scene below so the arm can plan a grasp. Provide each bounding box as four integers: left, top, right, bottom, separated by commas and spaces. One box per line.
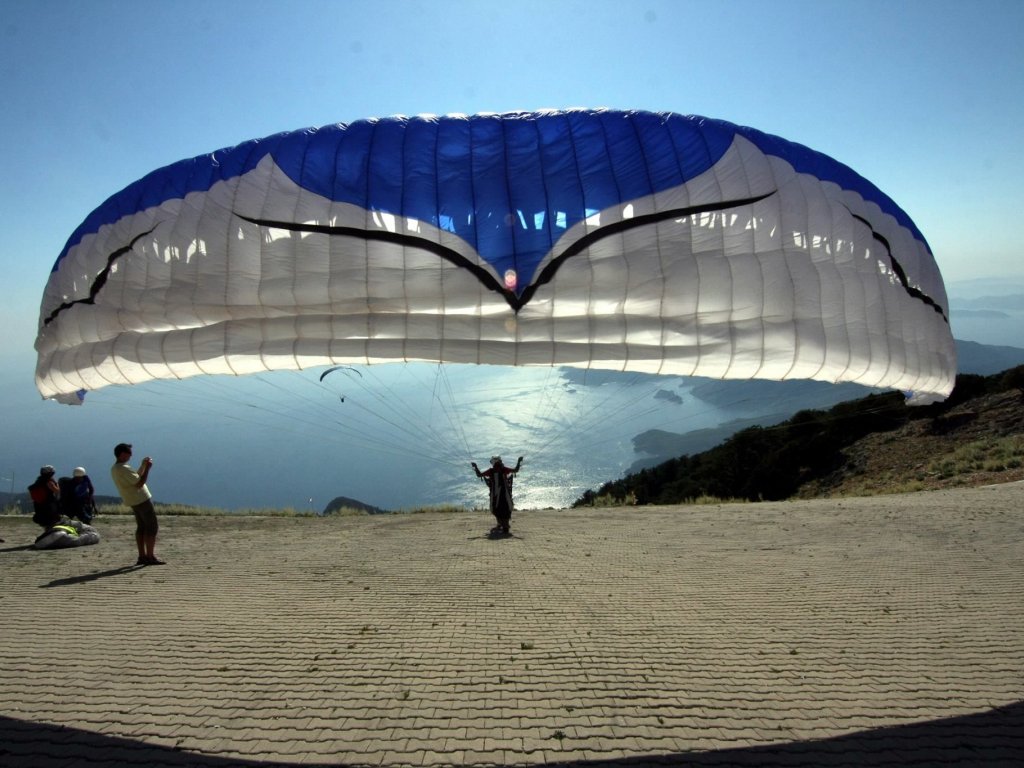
35, 109, 955, 403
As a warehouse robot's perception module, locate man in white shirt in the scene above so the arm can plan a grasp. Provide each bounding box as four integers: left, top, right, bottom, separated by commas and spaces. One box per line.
111, 442, 164, 566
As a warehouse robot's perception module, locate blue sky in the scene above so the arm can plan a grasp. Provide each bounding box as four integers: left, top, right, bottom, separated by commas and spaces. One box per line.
2, 0, 1022, 509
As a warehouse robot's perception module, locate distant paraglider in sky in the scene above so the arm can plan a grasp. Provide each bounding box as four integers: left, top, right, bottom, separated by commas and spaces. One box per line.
35, 109, 955, 405
318, 366, 363, 383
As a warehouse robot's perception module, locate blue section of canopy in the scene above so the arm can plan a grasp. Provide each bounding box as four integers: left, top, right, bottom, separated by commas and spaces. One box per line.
53, 110, 927, 275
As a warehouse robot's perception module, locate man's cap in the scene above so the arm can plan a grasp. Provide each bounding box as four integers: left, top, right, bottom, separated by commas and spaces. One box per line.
40, 465, 55, 475
73, 467, 87, 477
113, 443, 132, 456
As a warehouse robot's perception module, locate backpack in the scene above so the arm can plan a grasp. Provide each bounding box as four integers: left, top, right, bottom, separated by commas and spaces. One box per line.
62, 476, 96, 523
58, 477, 77, 513
28, 481, 51, 504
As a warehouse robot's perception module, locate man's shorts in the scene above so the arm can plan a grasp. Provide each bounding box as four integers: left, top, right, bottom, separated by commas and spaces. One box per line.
131, 499, 159, 536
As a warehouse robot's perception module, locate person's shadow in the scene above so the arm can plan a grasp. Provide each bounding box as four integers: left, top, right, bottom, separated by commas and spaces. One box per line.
466, 530, 521, 541
0, 544, 36, 553
40, 565, 144, 589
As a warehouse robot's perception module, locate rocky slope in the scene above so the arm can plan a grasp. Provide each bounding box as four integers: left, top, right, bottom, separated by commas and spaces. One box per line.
796, 388, 1024, 497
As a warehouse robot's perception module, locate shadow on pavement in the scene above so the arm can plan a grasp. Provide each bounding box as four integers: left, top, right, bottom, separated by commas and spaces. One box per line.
39, 565, 144, 588
1, 701, 1021, 767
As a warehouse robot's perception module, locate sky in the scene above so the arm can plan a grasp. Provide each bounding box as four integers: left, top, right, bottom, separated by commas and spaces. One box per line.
2, 0, 1023, 511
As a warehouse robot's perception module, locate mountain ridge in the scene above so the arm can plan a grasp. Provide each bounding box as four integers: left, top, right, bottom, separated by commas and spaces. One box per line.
576, 366, 1024, 507
628, 338, 1024, 471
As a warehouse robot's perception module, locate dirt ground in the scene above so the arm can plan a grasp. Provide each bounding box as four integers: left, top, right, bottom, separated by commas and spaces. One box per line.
2, 482, 1023, 766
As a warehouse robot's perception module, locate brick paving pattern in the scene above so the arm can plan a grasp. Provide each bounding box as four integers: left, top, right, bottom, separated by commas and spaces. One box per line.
1, 482, 1022, 766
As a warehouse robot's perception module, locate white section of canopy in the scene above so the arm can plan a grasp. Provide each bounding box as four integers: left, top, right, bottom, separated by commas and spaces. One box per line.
35, 138, 955, 404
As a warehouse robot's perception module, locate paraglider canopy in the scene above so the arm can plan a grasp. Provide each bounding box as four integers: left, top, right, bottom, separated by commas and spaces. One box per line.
35, 109, 955, 405
318, 366, 362, 383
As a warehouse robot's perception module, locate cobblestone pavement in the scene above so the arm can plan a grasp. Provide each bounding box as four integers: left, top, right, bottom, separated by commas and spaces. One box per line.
2, 482, 1022, 766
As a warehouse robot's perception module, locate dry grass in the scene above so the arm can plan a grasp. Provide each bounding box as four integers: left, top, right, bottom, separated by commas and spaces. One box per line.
2, 499, 482, 519
797, 390, 1024, 498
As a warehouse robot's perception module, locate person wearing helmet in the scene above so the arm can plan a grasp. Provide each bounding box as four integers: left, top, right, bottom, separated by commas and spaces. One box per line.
28, 465, 61, 529
471, 455, 524, 536
63, 467, 97, 524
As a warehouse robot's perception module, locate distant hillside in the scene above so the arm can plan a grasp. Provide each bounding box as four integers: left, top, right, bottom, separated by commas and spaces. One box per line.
322, 495, 386, 515
796, 386, 1023, 498
629, 339, 1024, 471
953, 293, 1024, 311
947, 282, 1024, 347
954, 339, 1024, 375
575, 366, 1024, 507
